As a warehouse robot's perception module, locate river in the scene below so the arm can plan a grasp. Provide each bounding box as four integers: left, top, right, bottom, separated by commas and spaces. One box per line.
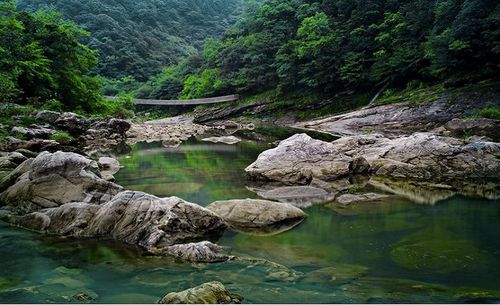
0, 131, 499, 303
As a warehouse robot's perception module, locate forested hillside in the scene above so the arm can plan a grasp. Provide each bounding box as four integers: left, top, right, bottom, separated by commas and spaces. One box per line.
143, 0, 499, 100
16, 0, 253, 81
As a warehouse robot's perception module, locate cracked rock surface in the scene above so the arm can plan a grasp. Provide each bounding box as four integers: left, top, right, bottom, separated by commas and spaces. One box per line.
245, 133, 500, 185
207, 199, 307, 235
0, 151, 123, 214
8, 191, 227, 250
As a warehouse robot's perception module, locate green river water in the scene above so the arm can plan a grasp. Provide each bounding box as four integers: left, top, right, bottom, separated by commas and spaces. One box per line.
1, 134, 500, 303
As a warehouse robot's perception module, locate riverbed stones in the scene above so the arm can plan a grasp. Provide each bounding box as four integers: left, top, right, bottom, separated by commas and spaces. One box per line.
9, 191, 227, 250
158, 281, 243, 304
0, 151, 123, 213
36, 110, 61, 124
159, 241, 232, 263
11, 125, 57, 140
55, 112, 89, 135
246, 133, 500, 185
206, 199, 307, 234
127, 121, 209, 146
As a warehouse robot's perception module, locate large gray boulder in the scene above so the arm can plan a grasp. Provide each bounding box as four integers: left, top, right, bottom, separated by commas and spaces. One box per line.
8, 191, 227, 251
245, 134, 352, 184
246, 133, 500, 185
0, 151, 122, 213
207, 199, 307, 235
159, 281, 243, 304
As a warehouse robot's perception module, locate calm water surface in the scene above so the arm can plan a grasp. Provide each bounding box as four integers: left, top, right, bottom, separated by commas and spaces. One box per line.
1, 134, 500, 303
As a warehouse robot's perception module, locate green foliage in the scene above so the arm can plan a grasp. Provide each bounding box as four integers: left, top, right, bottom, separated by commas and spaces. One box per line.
92, 94, 134, 119
17, 0, 256, 81
180, 68, 224, 99
40, 99, 63, 112
474, 107, 500, 120
0, 3, 104, 113
50, 131, 74, 145
151, 0, 499, 101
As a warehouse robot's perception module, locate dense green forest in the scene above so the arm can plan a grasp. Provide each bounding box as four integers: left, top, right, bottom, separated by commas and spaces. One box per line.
140, 0, 499, 101
16, 0, 253, 81
1, 0, 499, 116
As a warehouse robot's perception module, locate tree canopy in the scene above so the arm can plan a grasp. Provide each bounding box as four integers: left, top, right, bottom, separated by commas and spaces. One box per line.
144, 0, 500, 100
17, 0, 256, 81
0, 0, 102, 112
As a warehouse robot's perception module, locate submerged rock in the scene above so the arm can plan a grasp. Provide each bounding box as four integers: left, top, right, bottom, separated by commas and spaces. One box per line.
390, 228, 492, 273
303, 264, 368, 284
0, 151, 122, 213
207, 199, 306, 235
248, 185, 335, 208
9, 191, 227, 250
335, 193, 389, 206
159, 241, 232, 263
159, 281, 243, 304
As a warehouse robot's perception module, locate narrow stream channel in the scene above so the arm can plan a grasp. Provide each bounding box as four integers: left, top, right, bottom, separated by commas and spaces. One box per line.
0, 131, 499, 303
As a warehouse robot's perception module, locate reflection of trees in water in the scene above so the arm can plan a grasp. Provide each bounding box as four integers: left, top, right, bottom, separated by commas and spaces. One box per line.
115, 139, 264, 204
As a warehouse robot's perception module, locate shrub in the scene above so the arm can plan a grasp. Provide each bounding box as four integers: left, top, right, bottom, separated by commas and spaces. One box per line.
50, 131, 74, 144
476, 107, 500, 120
41, 99, 64, 112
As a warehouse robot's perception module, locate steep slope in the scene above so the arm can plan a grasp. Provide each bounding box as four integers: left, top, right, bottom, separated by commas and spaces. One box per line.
17, 0, 250, 80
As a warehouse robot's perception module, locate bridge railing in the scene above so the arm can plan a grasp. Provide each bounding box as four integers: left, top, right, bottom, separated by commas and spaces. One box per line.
105, 94, 239, 106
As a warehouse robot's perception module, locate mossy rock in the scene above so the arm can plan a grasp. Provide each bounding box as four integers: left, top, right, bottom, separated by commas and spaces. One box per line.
391, 228, 489, 273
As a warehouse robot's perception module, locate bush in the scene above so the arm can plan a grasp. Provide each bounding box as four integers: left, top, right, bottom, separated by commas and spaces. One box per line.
41, 99, 64, 112
476, 107, 500, 120
50, 131, 74, 144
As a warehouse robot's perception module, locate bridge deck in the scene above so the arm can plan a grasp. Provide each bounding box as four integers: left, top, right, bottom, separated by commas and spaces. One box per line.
106, 94, 239, 106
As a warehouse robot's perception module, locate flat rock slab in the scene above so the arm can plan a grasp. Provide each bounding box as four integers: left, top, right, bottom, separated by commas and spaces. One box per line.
249, 185, 335, 208
207, 199, 307, 235
336, 193, 389, 206
201, 136, 241, 145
